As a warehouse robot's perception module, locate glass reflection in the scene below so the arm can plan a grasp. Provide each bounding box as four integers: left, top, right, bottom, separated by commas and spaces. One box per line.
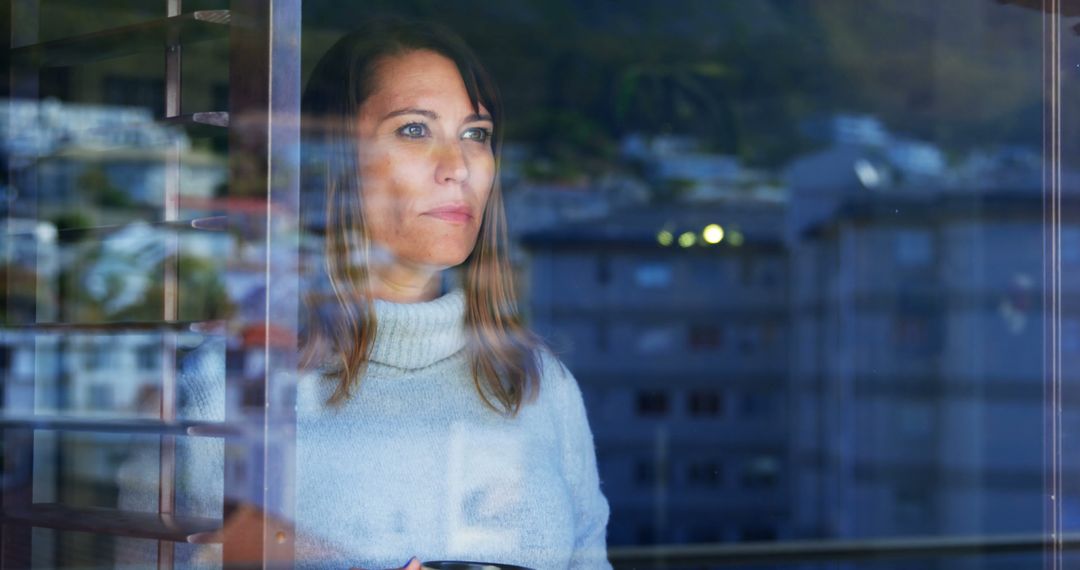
0, 0, 1065, 568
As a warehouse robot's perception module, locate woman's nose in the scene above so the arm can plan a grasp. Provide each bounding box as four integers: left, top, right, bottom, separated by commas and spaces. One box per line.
435, 141, 469, 184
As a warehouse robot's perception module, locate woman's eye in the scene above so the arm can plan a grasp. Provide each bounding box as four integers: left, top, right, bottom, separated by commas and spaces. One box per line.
462, 127, 491, 144
397, 123, 428, 138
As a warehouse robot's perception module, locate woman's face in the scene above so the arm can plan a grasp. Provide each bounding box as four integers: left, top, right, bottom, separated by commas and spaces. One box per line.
355, 49, 495, 272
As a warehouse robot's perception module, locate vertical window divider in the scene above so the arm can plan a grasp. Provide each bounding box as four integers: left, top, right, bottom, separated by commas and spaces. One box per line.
1044, 1, 1065, 568
157, 1, 184, 568
224, 0, 301, 565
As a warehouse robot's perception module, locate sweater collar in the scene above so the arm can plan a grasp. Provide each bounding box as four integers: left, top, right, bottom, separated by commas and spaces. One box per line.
369, 288, 467, 370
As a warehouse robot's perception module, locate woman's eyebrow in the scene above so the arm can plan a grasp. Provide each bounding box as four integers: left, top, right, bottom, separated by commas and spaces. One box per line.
380, 108, 492, 124
465, 112, 493, 123
381, 107, 438, 121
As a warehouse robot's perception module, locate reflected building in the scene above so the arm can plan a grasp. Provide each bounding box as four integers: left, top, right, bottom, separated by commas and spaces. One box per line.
1, 99, 225, 223
620, 133, 785, 204
788, 142, 1063, 565
0, 100, 234, 562
522, 201, 790, 546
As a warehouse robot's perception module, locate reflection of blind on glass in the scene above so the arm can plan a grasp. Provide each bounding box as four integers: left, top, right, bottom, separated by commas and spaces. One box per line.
0, 2, 297, 568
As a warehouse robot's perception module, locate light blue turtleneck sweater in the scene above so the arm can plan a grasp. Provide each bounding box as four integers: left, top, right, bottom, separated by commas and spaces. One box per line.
117, 289, 611, 570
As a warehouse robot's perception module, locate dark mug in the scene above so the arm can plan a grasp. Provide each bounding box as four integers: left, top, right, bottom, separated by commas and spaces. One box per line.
421, 562, 534, 570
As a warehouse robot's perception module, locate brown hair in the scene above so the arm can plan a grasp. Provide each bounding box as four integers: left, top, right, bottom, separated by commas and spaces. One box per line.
300, 18, 541, 415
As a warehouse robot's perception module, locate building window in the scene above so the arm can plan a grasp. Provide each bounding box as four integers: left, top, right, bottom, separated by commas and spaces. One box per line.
741, 456, 779, 489
687, 461, 724, 487
636, 522, 658, 545
739, 525, 777, 542
892, 314, 940, 356
87, 384, 114, 410
693, 259, 725, 284
897, 400, 934, 440
13, 348, 33, 377
740, 391, 775, 418
755, 259, 782, 289
737, 324, 760, 355
895, 229, 933, 266
636, 390, 669, 417
636, 326, 678, 354
136, 344, 160, 371
1065, 227, 1080, 265
688, 324, 724, 350
761, 322, 781, 349
634, 262, 672, 289
688, 390, 724, 417
894, 483, 933, 529
1065, 319, 1080, 353
634, 459, 668, 487
84, 343, 105, 371
686, 524, 723, 543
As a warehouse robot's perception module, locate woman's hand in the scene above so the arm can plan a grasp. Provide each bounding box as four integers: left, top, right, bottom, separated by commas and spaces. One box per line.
350, 556, 422, 570
186, 501, 302, 564
189, 501, 422, 570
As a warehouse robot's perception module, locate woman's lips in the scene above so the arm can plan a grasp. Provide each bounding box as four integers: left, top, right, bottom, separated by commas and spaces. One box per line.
423, 205, 473, 224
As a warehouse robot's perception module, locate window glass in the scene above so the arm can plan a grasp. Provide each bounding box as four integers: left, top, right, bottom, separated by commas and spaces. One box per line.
1, 0, 1074, 569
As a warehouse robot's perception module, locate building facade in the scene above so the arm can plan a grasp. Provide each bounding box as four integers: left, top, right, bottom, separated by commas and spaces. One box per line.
523, 202, 790, 546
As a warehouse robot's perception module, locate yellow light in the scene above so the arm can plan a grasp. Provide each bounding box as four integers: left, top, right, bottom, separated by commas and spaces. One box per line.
729, 230, 744, 247
702, 224, 724, 244
657, 230, 674, 246
678, 231, 696, 248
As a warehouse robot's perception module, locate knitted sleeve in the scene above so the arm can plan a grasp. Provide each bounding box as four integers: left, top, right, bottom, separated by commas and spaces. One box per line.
116, 338, 352, 567
115, 338, 225, 568
543, 353, 613, 570
173, 337, 226, 565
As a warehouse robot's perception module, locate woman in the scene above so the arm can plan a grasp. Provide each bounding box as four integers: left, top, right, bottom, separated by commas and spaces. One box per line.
295, 16, 611, 569
120, 18, 611, 570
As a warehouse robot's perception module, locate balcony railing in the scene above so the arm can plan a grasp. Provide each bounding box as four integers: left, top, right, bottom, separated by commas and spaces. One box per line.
608, 532, 1080, 567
